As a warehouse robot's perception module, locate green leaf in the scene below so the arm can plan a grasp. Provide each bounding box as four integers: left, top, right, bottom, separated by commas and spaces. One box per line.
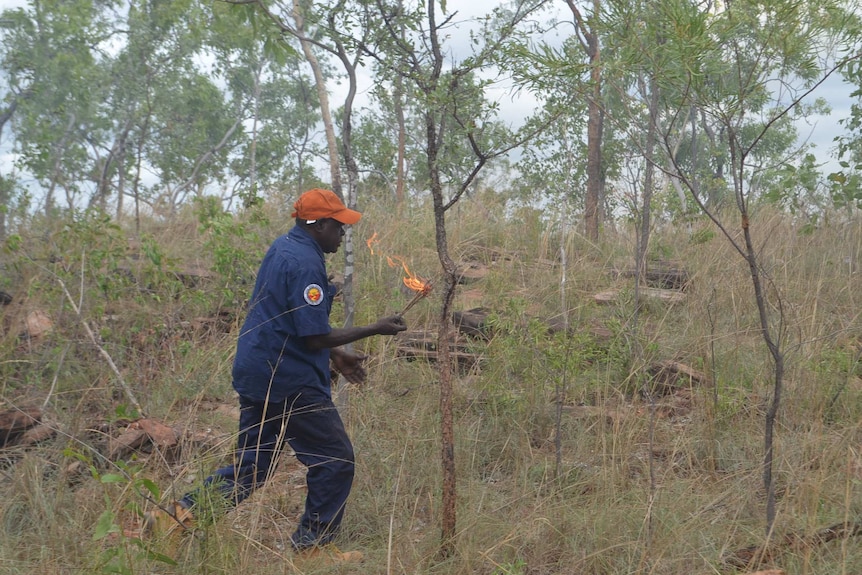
3, 234, 21, 252
100, 473, 125, 484
93, 510, 119, 540
137, 478, 161, 499
145, 549, 179, 566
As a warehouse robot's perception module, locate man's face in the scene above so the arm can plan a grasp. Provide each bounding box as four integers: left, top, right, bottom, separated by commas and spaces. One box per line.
315, 218, 346, 253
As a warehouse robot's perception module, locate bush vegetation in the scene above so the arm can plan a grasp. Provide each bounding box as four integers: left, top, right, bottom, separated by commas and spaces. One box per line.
0, 195, 860, 574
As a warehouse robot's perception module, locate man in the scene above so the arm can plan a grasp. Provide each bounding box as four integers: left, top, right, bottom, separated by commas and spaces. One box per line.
148, 188, 406, 562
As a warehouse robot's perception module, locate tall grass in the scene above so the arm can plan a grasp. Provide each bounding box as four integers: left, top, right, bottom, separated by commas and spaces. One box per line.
0, 198, 859, 574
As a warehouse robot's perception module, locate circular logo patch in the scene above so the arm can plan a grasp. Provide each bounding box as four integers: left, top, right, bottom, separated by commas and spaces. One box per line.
303, 284, 324, 305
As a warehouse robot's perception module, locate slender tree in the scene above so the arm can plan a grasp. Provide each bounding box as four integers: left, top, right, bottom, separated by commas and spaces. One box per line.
638, 0, 861, 536
363, 0, 550, 554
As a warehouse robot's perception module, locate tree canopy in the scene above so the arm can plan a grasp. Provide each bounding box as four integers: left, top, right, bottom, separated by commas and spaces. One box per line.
0, 0, 859, 231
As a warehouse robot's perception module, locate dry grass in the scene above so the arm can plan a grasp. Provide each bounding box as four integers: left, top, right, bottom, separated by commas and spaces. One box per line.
0, 198, 860, 574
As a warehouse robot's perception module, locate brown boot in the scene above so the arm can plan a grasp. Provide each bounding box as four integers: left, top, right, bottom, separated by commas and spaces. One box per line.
294, 544, 364, 565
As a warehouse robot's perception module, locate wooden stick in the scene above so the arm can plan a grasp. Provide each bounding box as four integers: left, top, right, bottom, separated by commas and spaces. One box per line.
57, 276, 147, 417
399, 285, 432, 316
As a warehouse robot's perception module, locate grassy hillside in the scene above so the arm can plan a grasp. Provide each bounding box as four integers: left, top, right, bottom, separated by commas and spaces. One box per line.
0, 196, 860, 575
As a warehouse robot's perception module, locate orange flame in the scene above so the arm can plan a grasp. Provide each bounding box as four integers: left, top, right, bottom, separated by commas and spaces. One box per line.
366, 232, 379, 255
387, 255, 432, 295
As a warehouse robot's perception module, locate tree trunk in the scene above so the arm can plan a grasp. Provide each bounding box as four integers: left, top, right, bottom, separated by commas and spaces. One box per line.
293, 0, 342, 197
568, 0, 603, 241
133, 113, 149, 235
584, 30, 602, 240
424, 1, 457, 554
46, 113, 77, 215
0, 100, 19, 239
741, 216, 784, 534
637, 73, 659, 286
247, 63, 262, 207
394, 72, 407, 209
394, 0, 407, 210
115, 143, 126, 220
0, 176, 9, 241
427, 114, 458, 554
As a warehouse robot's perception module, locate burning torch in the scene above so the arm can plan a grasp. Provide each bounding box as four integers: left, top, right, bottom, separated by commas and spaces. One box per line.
387, 255, 433, 317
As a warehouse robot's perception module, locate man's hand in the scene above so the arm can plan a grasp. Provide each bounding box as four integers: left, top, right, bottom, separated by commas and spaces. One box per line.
330, 348, 369, 385
374, 315, 408, 336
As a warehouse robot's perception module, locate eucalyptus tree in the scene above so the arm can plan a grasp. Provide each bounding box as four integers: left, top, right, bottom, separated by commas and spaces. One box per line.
200, 3, 323, 207
226, 65, 325, 203
567, 0, 604, 240
107, 0, 301, 219
0, 16, 23, 238
113, 0, 258, 217
0, 0, 113, 215
301, 0, 379, 330
101, 0, 220, 222
103, 0, 254, 219
362, 0, 550, 554
606, 0, 836, 215
621, 0, 861, 539
830, 56, 862, 214
352, 65, 512, 206
144, 70, 242, 214
239, 0, 375, 203
515, 0, 608, 239
511, 1, 634, 240
348, 90, 403, 202
0, 0, 251, 221
513, 95, 588, 212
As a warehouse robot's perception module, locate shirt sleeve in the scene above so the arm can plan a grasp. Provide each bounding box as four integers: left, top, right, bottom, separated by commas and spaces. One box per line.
285, 255, 332, 338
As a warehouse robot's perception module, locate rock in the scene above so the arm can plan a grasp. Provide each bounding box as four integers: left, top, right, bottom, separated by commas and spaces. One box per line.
137, 418, 181, 448
456, 261, 490, 284
108, 427, 148, 460
24, 310, 53, 339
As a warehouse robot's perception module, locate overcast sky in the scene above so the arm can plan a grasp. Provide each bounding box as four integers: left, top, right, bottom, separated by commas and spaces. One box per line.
345, 1, 856, 173
0, 0, 856, 176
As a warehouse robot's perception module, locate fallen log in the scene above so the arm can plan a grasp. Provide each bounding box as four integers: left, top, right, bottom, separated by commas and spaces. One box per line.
617, 263, 691, 290
723, 521, 862, 570
396, 345, 483, 369
452, 307, 491, 340
647, 360, 710, 396
397, 330, 475, 353
594, 287, 686, 305
395, 330, 482, 368
0, 407, 42, 447
17, 423, 56, 447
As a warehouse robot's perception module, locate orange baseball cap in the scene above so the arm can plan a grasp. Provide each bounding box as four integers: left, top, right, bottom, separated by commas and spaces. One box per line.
291, 188, 362, 225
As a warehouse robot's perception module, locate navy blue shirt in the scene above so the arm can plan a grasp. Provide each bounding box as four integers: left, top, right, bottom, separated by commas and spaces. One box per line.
232, 225, 337, 403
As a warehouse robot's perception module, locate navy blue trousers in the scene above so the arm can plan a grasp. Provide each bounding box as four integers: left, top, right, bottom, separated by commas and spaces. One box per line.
180, 388, 355, 549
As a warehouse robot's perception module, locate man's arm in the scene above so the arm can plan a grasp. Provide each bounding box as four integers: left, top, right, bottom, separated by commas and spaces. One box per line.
304, 315, 406, 351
